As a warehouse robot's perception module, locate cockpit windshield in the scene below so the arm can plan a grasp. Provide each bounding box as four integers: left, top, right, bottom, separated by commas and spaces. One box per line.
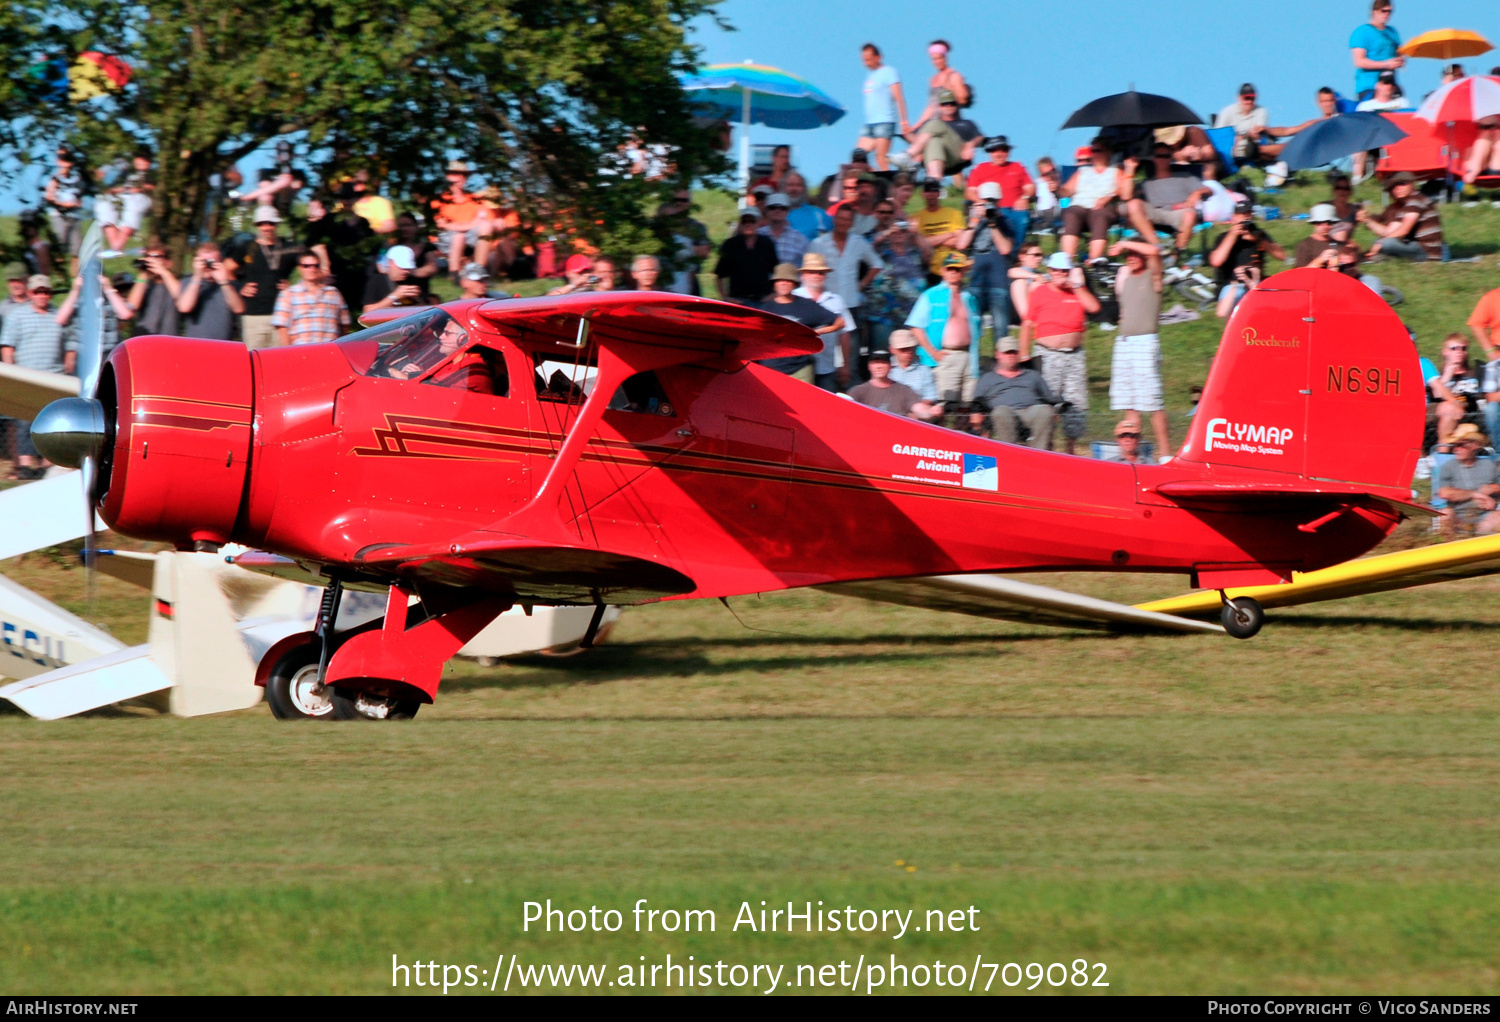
349, 308, 470, 380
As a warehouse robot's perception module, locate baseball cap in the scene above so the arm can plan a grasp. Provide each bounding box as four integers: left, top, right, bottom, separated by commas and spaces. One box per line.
771, 262, 800, 282
738, 205, 762, 220
1239, 82, 1257, 96
850, 148, 870, 163
564, 254, 593, 275
386, 245, 416, 270
1114, 418, 1142, 437
765, 192, 790, 208
752, 183, 773, 196
1045, 252, 1073, 271
922, 180, 942, 192
996, 337, 1020, 353
27, 274, 52, 291
856, 172, 879, 184
867, 349, 892, 363
1308, 203, 1340, 223
936, 88, 958, 105
252, 204, 282, 224
983, 135, 1011, 152
1385, 171, 1416, 187
3, 262, 27, 281
459, 262, 492, 281
1377, 70, 1397, 84
1233, 198, 1255, 215
977, 182, 1001, 200
446, 160, 471, 174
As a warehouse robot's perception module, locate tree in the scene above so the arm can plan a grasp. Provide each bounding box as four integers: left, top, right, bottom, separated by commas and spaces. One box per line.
7, 0, 729, 260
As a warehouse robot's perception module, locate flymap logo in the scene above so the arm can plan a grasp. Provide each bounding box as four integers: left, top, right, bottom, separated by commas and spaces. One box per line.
1205, 417, 1295, 455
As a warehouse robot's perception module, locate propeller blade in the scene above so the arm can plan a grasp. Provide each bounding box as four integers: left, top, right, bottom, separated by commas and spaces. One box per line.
75, 222, 105, 401
80, 454, 98, 611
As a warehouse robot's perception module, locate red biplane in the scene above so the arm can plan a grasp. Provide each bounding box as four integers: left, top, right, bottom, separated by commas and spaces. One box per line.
27, 267, 1426, 719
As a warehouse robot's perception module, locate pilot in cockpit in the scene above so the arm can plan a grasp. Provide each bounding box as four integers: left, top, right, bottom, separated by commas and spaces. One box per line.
384, 318, 469, 380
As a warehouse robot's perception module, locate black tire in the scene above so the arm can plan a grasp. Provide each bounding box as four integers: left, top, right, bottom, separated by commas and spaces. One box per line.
265, 640, 336, 720
1220, 597, 1265, 640
330, 686, 421, 721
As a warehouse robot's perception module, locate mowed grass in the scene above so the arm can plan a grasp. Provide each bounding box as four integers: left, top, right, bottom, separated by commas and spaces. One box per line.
4, 556, 1500, 994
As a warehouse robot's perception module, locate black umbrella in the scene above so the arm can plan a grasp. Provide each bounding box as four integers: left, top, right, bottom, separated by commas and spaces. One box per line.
1061, 90, 1204, 130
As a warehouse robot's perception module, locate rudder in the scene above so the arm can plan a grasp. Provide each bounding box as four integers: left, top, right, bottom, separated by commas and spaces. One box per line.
1179, 268, 1423, 496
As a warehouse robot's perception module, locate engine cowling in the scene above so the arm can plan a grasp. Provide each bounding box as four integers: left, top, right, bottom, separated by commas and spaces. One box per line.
99, 336, 254, 548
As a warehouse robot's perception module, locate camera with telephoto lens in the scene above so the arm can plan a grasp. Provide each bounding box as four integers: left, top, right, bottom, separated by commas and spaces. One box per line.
983, 202, 1003, 226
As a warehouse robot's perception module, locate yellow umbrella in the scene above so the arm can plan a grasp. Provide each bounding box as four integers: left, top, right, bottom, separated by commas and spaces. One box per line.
1399, 28, 1493, 60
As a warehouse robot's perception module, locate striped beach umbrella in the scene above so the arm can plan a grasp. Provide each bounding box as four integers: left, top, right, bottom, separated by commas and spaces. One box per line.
1416, 75, 1500, 123
680, 62, 846, 189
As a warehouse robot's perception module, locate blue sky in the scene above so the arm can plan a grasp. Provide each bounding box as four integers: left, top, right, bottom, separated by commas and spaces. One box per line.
4, 1, 1496, 212
692, 0, 1499, 179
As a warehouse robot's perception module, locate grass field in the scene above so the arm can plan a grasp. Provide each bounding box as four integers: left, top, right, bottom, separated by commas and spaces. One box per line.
4, 175, 1500, 995
3, 552, 1500, 994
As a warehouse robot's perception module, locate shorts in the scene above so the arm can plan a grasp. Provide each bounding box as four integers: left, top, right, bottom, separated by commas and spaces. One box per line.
1062, 202, 1118, 239
240, 314, 276, 350
1145, 204, 1188, 230
863, 122, 897, 140
439, 228, 481, 251
93, 196, 120, 228
49, 213, 82, 255
121, 192, 152, 231
1037, 346, 1088, 439
1110, 333, 1163, 412
920, 121, 965, 170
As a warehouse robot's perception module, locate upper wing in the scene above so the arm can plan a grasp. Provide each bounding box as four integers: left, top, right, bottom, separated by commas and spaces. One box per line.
0, 362, 78, 420
1137, 533, 1500, 616
475, 291, 823, 364
822, 574, 1223, 634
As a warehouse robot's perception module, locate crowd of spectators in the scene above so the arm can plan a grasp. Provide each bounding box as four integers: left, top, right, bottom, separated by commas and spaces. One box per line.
3, 2, 1498, 505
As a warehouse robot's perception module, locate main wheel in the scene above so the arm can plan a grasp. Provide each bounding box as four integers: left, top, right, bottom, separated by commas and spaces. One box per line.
330, 686, 421, 721
1220, 597, 1265, 640
265, 641, 336, 720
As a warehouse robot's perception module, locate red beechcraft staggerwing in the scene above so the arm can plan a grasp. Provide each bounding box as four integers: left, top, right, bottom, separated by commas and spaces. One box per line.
27, 268, 1426, 719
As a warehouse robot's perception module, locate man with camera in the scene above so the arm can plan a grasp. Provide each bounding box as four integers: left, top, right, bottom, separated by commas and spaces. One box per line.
1208, 200, 1284, 319
965, 136, 1034, 245
958, 181, 1015, 380
175, 242, 245, 341
125, 246, 182, 337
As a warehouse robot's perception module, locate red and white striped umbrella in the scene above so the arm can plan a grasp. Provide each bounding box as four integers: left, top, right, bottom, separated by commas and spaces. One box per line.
1416, 74, 1500, 123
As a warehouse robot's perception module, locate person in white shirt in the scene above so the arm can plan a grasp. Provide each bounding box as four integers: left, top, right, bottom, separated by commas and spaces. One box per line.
808, 206, 883, 379
1216, 83, 1273, 162
794, 252, 856, 391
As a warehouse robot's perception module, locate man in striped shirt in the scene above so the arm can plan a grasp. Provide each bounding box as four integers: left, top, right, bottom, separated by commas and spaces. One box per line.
272, 255, 351, 345
1, 275, 75, 478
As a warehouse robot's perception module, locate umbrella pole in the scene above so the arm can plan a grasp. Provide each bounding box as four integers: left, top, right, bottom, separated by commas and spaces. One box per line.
739, 88, 751, 197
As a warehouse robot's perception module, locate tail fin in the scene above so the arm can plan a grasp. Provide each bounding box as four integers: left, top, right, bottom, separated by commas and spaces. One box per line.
1178, 268, 1422, 495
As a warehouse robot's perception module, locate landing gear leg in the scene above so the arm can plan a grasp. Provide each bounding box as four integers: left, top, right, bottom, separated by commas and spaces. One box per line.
1219, 593, 1264, 639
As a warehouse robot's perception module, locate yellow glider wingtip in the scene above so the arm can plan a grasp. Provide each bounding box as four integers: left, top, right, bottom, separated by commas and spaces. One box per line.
1137, 533, 1500, 618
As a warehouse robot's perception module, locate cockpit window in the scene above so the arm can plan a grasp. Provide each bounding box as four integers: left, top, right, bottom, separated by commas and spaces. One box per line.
363, 310, 470, 381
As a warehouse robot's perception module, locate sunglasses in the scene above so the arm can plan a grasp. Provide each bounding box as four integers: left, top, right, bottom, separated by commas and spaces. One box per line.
803, 269, 828, 275
299, 262, 320, 269
1117, 432, 1141, 439
1448, 346, 1468, 352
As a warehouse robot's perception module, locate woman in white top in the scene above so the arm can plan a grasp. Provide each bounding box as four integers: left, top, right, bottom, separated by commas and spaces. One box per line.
1057, 137, 1128, 262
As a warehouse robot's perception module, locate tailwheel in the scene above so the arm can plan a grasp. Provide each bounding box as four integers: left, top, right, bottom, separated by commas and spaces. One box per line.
1220, 596, 1264, 640
265, 641, 335, 720
330, 686, 421, 721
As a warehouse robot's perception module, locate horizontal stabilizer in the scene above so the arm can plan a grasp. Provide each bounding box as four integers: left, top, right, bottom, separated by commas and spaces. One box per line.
822, 574, 1223, 634
1138, 533, 1500, 617
1152, 480, 1435, 517
0, 644, 168, 719
0, 362, 78, 420
0, 573, 124, 681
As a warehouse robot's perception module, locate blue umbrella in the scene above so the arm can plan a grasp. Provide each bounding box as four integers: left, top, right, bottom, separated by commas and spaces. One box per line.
680, 62, 846, 189
1278, 112, 1409, 171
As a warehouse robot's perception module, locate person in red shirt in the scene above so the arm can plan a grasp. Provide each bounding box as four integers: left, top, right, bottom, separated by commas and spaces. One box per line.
965, 137, 1034, 243
1021, 252, 1100, 454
